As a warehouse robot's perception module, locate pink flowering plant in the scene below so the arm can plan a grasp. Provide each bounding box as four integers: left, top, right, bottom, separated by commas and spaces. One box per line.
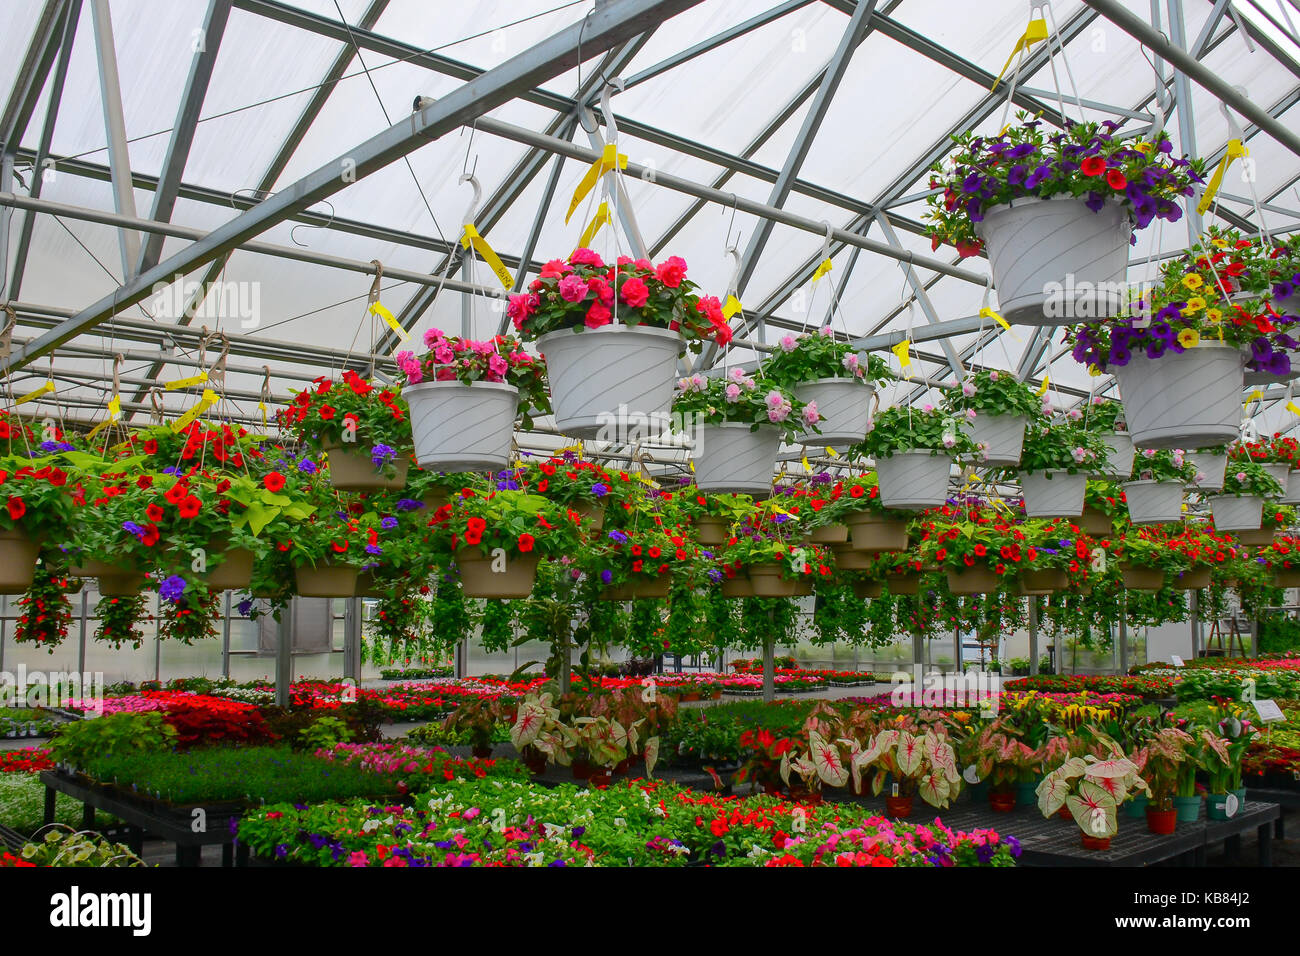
856, 406, 980, 460
672, 369, 816, 441
506, 249, 732, 350
1129, 448, 1197, 484
942, 369, 1042, 420
1012, 422, 1108, 477
394, 330, 550, 428
1219, 460, 1284, 499
759, 326, 892, 389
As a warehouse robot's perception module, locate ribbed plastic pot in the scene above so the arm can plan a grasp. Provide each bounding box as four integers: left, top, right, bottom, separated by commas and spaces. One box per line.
1173, 567, 1211, 590
1020, 469, 1086, 518
1080, 507, 1113, 536
1020, 569, 1068, 594
807, 524, 849, 544
294, 564, 359, 598
1120, 564, 1164, 590
964, 413, 1028, 467
98, 574, 146, 597
694, 517, 729, 546
748, 563, 799, 598
1209, 494, 1265, 531
1187, 450, 1227, 492
404, 380, 518, 472
1235, 528, 1276, 546
1121, 479, 1184, 525
975, 196, 1130, 326
793, 378, 875, 446
1282, 469, 1300, 506
1261, 462, 1291, 491
875, 450, 952, 510
0, 529, 39, 594
946, 566, 1003, 595
538, 325, 681, 439
1274, 568, 1300, 588
1113, 345, 1243, 449
201, 548, 256, 591
720, 576, 756, 598
456, 549, 540, 599
325, 444, 409, 492
845, 513, 910, 553
830, 545, 873, 571
693, 423, 780, 495
1099, 433, 1135, 478
884, 573, 921, 595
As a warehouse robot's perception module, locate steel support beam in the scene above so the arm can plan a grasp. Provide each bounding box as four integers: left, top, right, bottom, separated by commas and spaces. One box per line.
0, 0, 66, 155
0, 0, 703, 376
89, 0, 141, 277
1166, 0, 1204, 241
874, 213, 964, 378
137, 0, 233, 274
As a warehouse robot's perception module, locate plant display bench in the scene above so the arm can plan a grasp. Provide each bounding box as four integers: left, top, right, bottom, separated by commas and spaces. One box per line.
40, 770, 250, 868
1246, 787, 1300, 839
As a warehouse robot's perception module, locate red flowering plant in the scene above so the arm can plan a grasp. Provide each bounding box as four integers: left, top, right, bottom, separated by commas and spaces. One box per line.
284, 503, 385, 573
1258, 534, 1300, 574
278, 370, 410, 477
0, 453, 78, 544
1229, 434, 1300, 468
915, 507, 1039, 581
771, 472, 910, 534
584, 524, 703, 592
506, 249, 732, 349
393, 329, 550, 428
114, 420, 257, 471
713, 525, 832, 585
1114, 523, 1236, 577
926, 115, 1203, 257
13, 557, 74, 651
510, 455, 636, 522
432, 487, 577, 562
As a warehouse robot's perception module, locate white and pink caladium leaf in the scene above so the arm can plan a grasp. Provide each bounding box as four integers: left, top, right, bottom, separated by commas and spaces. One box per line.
860, 729, 899, 768
1201, 730, 1230, 767
780, 750, 792, 786
1036, 769, 1071, 817
925, 731, 960, 783
895, 731, 924, 778
510, 702, 546, 750
809, 731, 849, 788
1067, 779, 1118, 838
871, 768, 889, 797
644, 736, 659, 779
917, 769, 951, 809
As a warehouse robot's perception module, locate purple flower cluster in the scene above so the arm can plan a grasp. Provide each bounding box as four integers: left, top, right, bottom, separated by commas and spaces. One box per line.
159, 574, 187, 602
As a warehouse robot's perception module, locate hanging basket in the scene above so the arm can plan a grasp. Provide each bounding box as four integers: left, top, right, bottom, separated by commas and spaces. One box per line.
694, 516, 729, 546
294, 563, 360, 598
1209, 495, 1265, 532
1020, 470, 1087, 518
1120, 564, 1164, 590
324, 443, 409, 492
748, 563, 800, 598
353, 571, 387, 598
603, 576, 671, 600
720, 575, 756, 599
692, 423, 780, 495
964, 413, 1028, 467
1280, 469, 1300, 506
1019, 568, 1068, 594
456, 548, 540, 599
1234, 527, 1276, 546
945, 566, 1003, 595
404, 380, 519, 472
1079, 506, 1113, 536
806, 524, 848, 545
200, 547, 256, 591
830, 545, 873, 571
853, 579, 883, 599
538, 325, 681, 439
1121, 479, 1184, 525
845, 512, 909, 553
883, 573, 922, 595
1113, 344, 1243, 449
1187, 450, 1228, 492
1272, 568, 1300, 588
71, 559, 146, 596
1098, 433, 1135, 478
875, 450, 952, 510
976, 196, 1130, 326
571, 500, 606, 531
1172, 567, 1212, 590
0, 529, 40, 594
793, 378, 875, 446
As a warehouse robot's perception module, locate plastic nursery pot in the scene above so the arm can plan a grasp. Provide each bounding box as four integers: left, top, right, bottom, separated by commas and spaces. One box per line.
853, 579, 883, 599
884, 573, 922, 595
404, 380, 519, 472
1019, 568, 1068, 595
830, 545, 873, 572
294, 563, 360, 598
845, 513, 910, 553
199, 546, 256, 591
988, 788, 1017, 813
747, 564, 800, 598
353, 571, 387, 598
571, 760, 593, 781
874, 450, 953, 510
885, 795, 914, 820
1120, 564, 1165, 591
602, 576, 671, 600
1273, 568, 1300, 588
0, 528, 40, 594
1235, 527, 1276, 547
794, 378, 875, 446
719, 575, 757, 599
571, 500, 606, 532
471, 745, 493, 759
1173, 567, 1212, 590
1233, 787, 1248, 809
806, 523, 849, 545
1187, 450, 1228, 492
456, 549, 540, 599
1206, 793, 1238, 821
1080, 506, 1113, 536
1173, 795, 1202, 823
1124, 795, 1151, 819
538, 325, 681, 440
99, 574, 148, 598
323, 443, 410, 492
964, 413, 1028, 467
523, 754, 548, 775
1121, 479, 1184, 525
1015, 779, 1039, 807
975, 196, 1130, 327
694, 516, 729, 546
692, 423, 780, 496
1262, 462, 1292, 490
1097, 433, 1135, 479
946, 566, 1003, 595
1113, 344, 1244, 449
1146, 806, 1178, 834
1020, 470, 1087, 518
1282, 470, 1300, 506
1080, 833, 1112, 851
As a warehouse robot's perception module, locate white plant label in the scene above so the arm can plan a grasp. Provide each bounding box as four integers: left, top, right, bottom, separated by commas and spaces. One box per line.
1253, 698, 1286, 723
1170, 655, 1184, 667
1224, 793, 1239, 818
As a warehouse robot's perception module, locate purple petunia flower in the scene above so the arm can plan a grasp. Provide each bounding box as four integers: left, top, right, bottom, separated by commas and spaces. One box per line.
396, 498, 423, 511
298, 458, 318, 474
381, 516, 398, 530
159, 574, 187, 602
591, 482, 609, 498
370, 444, 396, 467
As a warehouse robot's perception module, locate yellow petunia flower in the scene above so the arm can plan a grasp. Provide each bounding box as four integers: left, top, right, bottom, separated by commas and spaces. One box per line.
1183, 273, 1204, 289
1178, 328, 1200, 348
1183, 296, 1207, 314
1212, 238, 1229, 249
1206, 308, 1223, 323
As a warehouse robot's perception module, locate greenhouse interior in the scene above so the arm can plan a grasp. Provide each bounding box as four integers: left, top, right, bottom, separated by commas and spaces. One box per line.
3, 0, 1300, 904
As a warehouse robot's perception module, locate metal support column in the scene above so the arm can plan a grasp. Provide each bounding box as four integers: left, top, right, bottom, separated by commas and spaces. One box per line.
77, 589, 88, 675
1028, 598, 1040, 676
342, 597, 362, 681
221, 591, 232, 678
1189, 588, 1200, 661
1118, 592, 1129, 674
89, 0, 141, 276
275, 601, 292, 708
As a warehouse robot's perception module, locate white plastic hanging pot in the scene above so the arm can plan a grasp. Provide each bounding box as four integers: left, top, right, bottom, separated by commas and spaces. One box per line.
404, 380, 519, 472
1098, 433, 1135, 478
692, 423, 780, 496
793, 378, 875, 447
1261, 462, 1291, 491
975, 196, 1130, 327
1113, 344, 1243, 449
1020, 470, 1087, 518
538, 325, 681, 440
874, 450, 953, 510
1187, 450, 1228, 492
963, 413, 1028, 467
1209, 494, 1264, 531
1282, 469, 1300, 506
1121, 479, 1184, 525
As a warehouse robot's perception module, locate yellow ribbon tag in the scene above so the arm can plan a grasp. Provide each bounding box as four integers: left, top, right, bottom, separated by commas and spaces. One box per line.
1198, 139, 1247, 214
722, 294, 743, 320
165, 372, 208, 391
826, 447, 838, 457
575, 201, 613, 251
891, 340, 913, 378
258, 401, 268, 428
13, 381, 55, 406
1036, 374, 1050, 397
1244, 389, 1264, 411
811, 259, 834, 282
1087, 364, 1102, 377
171, 389, 219, 433
460, 224, 513, 290
86, 418, 113, 440
1287, 401, 1300, 417
980, 306, 1012, 332
688, 459, 695, 473
368, 301, 408, 342
566, 144, 627, 224
801, 456, 812, 474
992, 18, 1048, 90
107, 396, 122, 421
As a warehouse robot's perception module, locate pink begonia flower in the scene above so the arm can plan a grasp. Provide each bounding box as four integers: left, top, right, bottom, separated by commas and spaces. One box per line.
539, 259, 569, 278
1067, 409, 1082, 421
965, 409, 977, 419
941, 434, 956, 448
487, 354, 508, 378
724, 383, 742, 402
423, 328, 444, 348
779, 334, 798, 352
1236, 471, 1248, 482
729, 367, 747, 383
988, 370, 1000, 381
620, 276, 650, 308
585, 302, 612, 329
558, 273, 587, 303
434, 344, 455, 364
655, 255, 687, 288
802, 401, 820, 425
1072, 447, 1089, 463
962, 382, 977, 397
570, 247, 604, 268
922, 403, 935, 413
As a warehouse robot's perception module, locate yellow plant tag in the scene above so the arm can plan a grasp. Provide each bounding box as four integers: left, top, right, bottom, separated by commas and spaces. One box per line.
1287, 402, 1300, 417
460, 223, 513, 289
1036, 374, 1050, 397
369, 300, 408, 342
979, 306, 1012, 332
992, 18, 1048, 89
86, 418, 113, 440
566, 144, 626, 224
811, 258, 834, 282
107, 396, 121, 421
891, 340, 913, 378
1244, 389, 1264, 411
575, 202, 613, 251
171, 389, 219, 433
1198, 139, 1247, 214
13, 381, 55, 406
165, 372, 208, 391
722, 295, 743, 320
802, 456, 812, 474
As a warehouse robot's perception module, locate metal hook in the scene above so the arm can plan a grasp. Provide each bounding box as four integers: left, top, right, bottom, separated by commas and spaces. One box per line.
459, 173, 483, 226
819, 220, 833, 263
290, 199, 335, 248
723, 193, 740, 249
599, 77, 625, 143
725, 245, 742, 298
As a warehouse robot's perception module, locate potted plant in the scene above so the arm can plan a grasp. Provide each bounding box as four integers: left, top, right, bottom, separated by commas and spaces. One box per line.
1080, 480, 1124, 536
435, 488, 573, 598
817, 473, 911, 554
394, 330, 548, 471
670, 490, 755, 545
916, 510, 1022, 595
1132, 725, 1195, 833
760, 327, 892, 446
286, 507, 378, 597
589, 526, 696, 600
280, 370, 411, 491
1014, 419, 1107, 518
1199, 713, 1255, 820
973, 724, 1038, 811
1230, 434, 1300, 502
519, 456, 625, 531
852, 725, 962, 818
507, 250, 730, 439
1187, 446, 1229, 492
1209, 460, 1284, 532
928, 117, 1203, 325
1081, 399, 1134, 478
855, 406, 979, 510
0, 453, 77, 593
1036, 746, 1149, 850
1123, 449, 1193, 525
674, 369, 813, 495
943, 368, 1042, 466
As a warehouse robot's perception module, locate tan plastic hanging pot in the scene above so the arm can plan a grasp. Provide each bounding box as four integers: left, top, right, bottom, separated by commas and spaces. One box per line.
571, 500, 606, 531
747, 563, 799, 597
324, 442, 409, 492
830, 545, 873, 571
294, 562, 360, 598
1272, 567, 1300, 588
806, 524, 848, 545
199, 546, 256, 591
845, 512, 910, 553
70, 558, 146, 596
694, 516, 729, 546
456, 548, 540, 599
1019, 568, 1068, 595
720, 575, 756, 598
0, 529, 40, 594
1079, 506, 1114, 536
1234, 527, 1276, 546
1120, 564, 1164, 590
883, 572, 922, 595
1173, 567, 1212, 590
353, 571, 388, 598
945, 566, 1003, 595
853, 579, 883, 599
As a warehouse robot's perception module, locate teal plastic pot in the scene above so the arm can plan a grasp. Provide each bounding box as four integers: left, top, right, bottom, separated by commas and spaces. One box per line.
1173, 795, 1202, 823
1124, 795, 1151, 819
1015, 779, 1039, 807
1206, 793, 1232, 821
967, 780, 989, 804
1233, 787, 1248, 809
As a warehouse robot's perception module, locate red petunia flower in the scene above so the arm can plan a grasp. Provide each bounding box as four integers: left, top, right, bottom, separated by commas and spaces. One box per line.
1081, 156, 1106, 176
178, 496, 203, 519
517, 533, 535, 553
6, 496, 25, 521
263, 472, 287, 493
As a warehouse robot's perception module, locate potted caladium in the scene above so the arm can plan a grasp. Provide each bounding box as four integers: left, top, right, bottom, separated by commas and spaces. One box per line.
279, 370, 410, 492
973, 724, 1039, 812
852, 725, 962, 818
855, 406, 979, 510
1036, 745, 1149, 850
508, 250, 730, 439
394, 330, 547, 471
943, 368, 1043, 466
1081, 398, 1134, 478
674, 370, 814, 495
1132, 726, 1196, 833
436, 488, 571, 599
760, 327, 892, 446
1209, 460, 1284, 532
1014, 421, 1107, 518
0, 454, 77, 593
927, 117, 1203, 326
1123, 449, 1194, 525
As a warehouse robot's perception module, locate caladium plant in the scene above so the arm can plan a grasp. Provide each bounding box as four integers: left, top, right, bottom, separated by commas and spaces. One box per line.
853, 726, 962, 808
1036, 743, 1148, 839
